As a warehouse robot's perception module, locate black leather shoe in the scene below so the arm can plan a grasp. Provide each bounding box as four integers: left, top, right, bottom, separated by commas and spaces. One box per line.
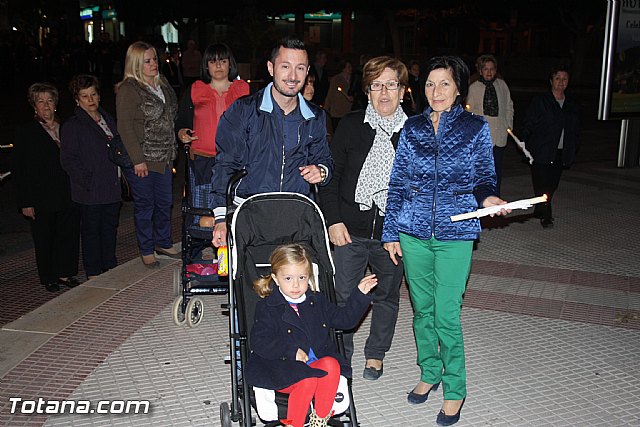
540, 218, 554, 228
407, 382, 439, 404
58, 277, 80, 288
436, 399, 465, 426
362, 364, 383, 380
45, 282, 60, 292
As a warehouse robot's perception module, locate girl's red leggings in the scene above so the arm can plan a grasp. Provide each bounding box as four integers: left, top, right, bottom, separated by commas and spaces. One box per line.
278, 356, 340, 427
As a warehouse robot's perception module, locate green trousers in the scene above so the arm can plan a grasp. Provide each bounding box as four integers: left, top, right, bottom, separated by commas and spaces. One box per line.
399, 233, 473, 400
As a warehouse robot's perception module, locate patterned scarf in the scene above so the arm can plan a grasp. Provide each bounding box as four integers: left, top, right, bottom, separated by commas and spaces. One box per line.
479, 76, 499, 117
354, 103, 407, 214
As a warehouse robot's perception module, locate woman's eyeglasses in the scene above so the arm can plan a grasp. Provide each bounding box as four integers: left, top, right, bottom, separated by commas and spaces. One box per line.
369, 81, 401, 91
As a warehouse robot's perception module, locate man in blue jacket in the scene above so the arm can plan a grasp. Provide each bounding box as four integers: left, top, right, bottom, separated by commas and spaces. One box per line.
211, 36, 333, 246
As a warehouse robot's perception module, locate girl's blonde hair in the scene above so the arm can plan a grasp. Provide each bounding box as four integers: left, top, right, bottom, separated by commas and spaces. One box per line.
253, 243, 315, 298
118, 41, 162, 88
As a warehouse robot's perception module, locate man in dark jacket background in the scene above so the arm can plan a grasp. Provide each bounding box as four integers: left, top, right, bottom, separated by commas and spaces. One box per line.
211, 36, 333, 247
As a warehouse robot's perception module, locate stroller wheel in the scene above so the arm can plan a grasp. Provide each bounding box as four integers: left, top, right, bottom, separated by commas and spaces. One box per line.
186, 297, 204, 327
172, 296, 186, 326
220, 402, 232, 427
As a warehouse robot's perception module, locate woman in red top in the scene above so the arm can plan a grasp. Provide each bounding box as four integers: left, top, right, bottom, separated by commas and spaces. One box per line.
176, 43, 249, 211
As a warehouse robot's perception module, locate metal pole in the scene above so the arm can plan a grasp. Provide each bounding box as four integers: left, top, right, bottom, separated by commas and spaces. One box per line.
618, 119, 628, 168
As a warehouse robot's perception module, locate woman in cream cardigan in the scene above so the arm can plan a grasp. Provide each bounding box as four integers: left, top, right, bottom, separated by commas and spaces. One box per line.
466, 54, 513, 196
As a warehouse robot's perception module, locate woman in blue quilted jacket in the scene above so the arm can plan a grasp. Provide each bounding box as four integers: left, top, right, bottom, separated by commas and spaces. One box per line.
381, 56, 509, 426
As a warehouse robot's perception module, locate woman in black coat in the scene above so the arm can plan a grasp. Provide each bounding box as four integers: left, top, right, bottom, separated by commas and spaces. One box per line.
61, 74, 121, 279
13, 82, 81, 292
523, 65, 580, 228
318, 56, 409, 381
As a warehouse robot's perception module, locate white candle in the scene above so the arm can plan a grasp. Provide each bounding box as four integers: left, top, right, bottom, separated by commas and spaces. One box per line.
506, 128, 534, 164
450, 194, 547, 222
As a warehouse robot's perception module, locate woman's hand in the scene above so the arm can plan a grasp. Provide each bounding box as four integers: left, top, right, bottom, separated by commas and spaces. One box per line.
483, 196, 511, 216
134, 162, 148, 178
21, 207, 35, 220
178, 128, 198, 144
296, 348, 309, 363
328, 223, 352, 246
383, 242, 402, 265
357, 274, 378, 294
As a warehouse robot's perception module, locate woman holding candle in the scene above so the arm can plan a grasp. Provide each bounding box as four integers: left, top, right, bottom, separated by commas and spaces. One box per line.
466, 54, 514, 196
323, 60, 354, 130
319, 56, 408, 382
116, 41, 179, 267
403, 60, 425, 116
522, 65, 580, 228
382, 56, 508, 426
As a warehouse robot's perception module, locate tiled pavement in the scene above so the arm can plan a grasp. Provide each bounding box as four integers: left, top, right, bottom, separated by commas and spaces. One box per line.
1, 148, 640, 426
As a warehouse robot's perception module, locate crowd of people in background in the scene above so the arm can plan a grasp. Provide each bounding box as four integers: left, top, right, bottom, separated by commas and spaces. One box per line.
9, 31, 579, 427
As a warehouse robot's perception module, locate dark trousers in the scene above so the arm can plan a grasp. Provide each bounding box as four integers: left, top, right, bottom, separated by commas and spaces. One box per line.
531, 149, 564, 220
333, 235, 404, 363
30, 204, 81, 285
80, 202, 121, 276
493, 145, 505, 197
124, 166, 174, 256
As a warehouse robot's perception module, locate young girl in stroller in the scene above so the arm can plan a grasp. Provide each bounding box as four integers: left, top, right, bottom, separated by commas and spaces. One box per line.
246, 243, 377, 427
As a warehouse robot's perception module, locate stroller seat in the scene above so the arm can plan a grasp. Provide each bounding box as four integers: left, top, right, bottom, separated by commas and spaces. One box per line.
219, 192, 359, 427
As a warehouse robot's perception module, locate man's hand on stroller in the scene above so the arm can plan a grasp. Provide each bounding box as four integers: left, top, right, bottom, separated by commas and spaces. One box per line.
212, 222, 227, 247
299, 164, 325, 184
296, 348, 309, 363
358, 274, 378, 294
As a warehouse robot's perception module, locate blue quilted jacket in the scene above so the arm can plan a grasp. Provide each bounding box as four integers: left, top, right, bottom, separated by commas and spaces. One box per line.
381, 104, 496, 242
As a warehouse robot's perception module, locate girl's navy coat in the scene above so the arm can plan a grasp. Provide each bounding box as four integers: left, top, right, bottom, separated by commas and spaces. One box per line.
246, 287, 372, 390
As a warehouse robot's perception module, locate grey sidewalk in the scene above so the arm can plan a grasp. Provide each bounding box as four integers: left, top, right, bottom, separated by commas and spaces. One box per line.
1, 153, 639, 426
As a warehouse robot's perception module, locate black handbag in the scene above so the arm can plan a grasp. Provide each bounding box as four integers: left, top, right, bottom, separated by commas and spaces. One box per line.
107, 135, 133, 169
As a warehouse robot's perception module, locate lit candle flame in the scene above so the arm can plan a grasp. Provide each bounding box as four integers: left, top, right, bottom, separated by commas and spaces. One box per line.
337, 86, 350, 100
171, 167, 177, 174
407, 87, 415, 103
465, 104, 471, 112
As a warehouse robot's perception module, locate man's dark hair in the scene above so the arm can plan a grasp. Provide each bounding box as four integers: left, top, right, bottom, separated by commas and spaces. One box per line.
270, 36, 306, 63
425, 55, 470, 106
201, 43, 238, 83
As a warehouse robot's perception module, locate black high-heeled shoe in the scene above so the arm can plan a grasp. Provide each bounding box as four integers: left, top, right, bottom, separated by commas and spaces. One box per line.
436, 398, 465, 426
407, 382, 439, 404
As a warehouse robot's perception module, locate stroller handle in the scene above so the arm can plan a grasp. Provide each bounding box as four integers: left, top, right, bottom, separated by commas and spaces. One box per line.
226, 169, 248, 207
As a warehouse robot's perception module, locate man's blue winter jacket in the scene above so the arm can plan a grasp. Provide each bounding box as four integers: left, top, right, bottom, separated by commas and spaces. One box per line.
211, 83, 332, 218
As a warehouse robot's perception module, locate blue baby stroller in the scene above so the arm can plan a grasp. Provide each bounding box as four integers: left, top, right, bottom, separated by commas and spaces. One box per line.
218, 182, 359, 426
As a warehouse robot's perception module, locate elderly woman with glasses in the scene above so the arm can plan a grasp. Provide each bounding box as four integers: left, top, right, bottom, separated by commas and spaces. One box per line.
382, 56, 509, 426
319, 56, 408, 382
